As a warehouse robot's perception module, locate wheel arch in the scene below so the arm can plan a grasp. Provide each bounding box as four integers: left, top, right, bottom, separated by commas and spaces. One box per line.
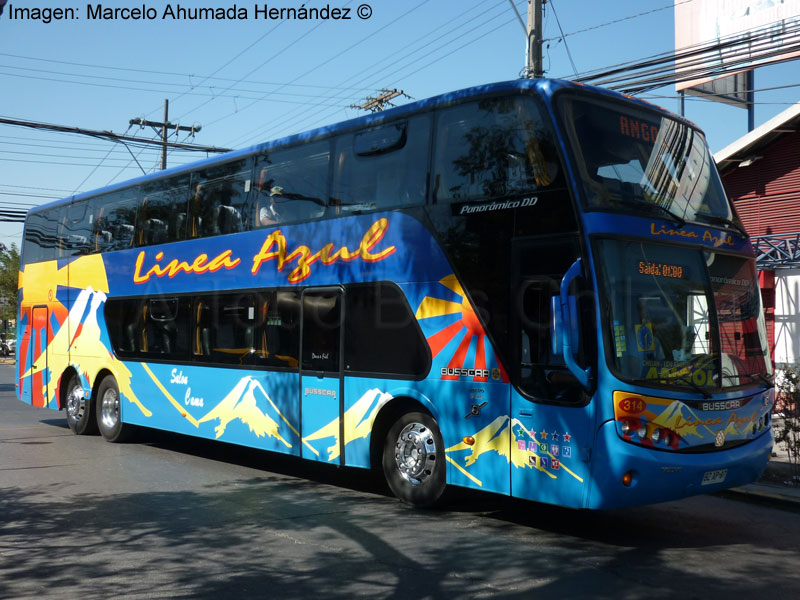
91, 368, 116, 403
369, 391, 438, 472
57, 366, 82, 410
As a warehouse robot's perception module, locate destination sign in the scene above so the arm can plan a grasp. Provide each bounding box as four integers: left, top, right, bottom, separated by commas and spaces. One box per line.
638, 261, 683, 279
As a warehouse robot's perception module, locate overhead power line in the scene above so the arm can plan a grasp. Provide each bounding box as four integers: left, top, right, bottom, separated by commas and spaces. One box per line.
0, 116, 231, 153
0, 209, 28, 223
229, 0, 520, 148
572, 16, 800, 94
544, 0, 694, 42
0, 52, 375, 91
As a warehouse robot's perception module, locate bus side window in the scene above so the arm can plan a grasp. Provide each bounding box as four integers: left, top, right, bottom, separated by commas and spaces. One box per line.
59, 201, 92, 257
23, 206, 63, 264
91, 187, 140, 252
197, 293, 260, 365
343, 282, 430, 377
433, 97, 561, 203
271, 290, 300, 368
136, 175, 190, 247
513, 237, 589, 404
331, 115, 430, 212
254, 142, 328, 227
143, 297, 190, 356
189, 158, 252, 238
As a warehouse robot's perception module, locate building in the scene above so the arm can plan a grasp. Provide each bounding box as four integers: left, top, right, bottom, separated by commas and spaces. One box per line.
715, 104, 800, 368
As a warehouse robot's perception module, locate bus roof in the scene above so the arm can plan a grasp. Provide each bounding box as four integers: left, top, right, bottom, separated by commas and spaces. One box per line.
28, 77, 692, 214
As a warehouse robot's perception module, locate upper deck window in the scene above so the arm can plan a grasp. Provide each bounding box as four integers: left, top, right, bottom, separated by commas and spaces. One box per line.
189, 159, 252, 238
433, 96, 562, 203
331, 116, 430, 212
91, 187, 139, 252
558, 95, 740, 229
137, 174, 191, 246
23, 207, 63, 264
254, 142, 328, 227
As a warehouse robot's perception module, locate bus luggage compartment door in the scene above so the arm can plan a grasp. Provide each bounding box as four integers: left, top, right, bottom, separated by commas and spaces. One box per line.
299, 288, 344, 464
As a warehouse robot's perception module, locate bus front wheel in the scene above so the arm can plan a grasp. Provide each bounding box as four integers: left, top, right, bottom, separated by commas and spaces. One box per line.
65, 374, 96, 435
96, 375, 132, 443
382, 411, 446, 508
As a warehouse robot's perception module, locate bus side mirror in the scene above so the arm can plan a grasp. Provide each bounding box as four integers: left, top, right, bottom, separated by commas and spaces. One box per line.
549, 294, 578, 356
551, 259, 594, 391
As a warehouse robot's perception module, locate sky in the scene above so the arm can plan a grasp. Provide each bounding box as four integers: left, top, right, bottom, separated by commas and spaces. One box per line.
2, 0, 799, 247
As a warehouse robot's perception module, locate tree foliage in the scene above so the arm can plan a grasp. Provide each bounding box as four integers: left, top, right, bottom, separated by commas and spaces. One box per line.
0, 242, 20, 309
775, 365, 800, 483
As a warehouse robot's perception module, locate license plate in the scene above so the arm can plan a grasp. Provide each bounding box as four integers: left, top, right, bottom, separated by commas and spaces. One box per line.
701, 469, 728, 486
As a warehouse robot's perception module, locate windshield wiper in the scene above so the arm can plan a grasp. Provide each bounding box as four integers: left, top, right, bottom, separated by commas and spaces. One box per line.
720, 372, 774, 390
667, 374, 713, 398
615, 199, 686, 227
746, 372, 774, 388
692, 212, 748, 237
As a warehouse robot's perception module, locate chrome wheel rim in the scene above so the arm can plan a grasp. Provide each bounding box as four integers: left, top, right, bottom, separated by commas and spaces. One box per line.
100, 387, 120, 430
394, 422, 437, 486
66, 385, 85, 421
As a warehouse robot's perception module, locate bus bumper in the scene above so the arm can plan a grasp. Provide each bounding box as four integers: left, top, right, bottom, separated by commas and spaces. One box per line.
585, 420, 773, 510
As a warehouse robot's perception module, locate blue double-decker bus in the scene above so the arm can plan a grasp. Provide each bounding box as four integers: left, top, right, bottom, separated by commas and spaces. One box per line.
16, 78, 774, 509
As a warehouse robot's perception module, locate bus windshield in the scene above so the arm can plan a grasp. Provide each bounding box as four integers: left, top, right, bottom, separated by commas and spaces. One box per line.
558, 95, 740, 229
596, 239, 772, 391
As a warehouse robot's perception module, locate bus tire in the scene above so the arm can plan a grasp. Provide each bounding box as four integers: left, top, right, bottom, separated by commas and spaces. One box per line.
96, 375, 132, 443
382, 411, 446, 508
65, 374, 97, 435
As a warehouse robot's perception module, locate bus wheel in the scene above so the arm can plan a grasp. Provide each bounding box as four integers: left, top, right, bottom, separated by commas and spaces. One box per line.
96, 375, 132, 443
65, 375, 97, 435
382, 411, 446, 508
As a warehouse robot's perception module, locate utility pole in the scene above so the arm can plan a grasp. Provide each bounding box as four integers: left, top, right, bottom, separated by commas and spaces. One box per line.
350, 89, 411, 113
527, 0, 544, 78
129, 99, 201, 170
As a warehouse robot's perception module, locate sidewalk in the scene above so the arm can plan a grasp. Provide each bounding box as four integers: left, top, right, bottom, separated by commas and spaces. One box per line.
728, 421, 800, 508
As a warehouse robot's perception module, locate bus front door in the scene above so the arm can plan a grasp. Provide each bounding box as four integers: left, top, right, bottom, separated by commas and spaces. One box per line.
299, 288, 344, 465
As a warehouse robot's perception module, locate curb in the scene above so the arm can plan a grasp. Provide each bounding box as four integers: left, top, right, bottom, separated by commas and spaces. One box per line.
719, 485, 800, 510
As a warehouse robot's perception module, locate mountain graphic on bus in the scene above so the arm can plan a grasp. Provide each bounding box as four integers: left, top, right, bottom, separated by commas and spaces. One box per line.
19, 283, 148, 417
445, 415, 583, 486
198, 376, 297, 447
17, 254, 110, 408
648, 400, 707, 440
303, 388, 393, 461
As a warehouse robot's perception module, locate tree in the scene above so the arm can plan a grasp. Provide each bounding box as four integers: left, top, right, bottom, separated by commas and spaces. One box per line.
0, 243, 20, 328
775, 366, 800, 485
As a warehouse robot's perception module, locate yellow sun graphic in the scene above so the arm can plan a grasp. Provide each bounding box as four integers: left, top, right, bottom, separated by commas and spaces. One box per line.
416, 274, 506, 382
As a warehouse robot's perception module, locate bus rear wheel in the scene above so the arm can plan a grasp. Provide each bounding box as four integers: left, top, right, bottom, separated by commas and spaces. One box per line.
382, 411, 446, 508
96, 375, 132, 443
65, 374, 96, 435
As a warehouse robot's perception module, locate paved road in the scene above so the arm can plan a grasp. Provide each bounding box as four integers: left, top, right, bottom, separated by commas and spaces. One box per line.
2, 362, 800, 599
